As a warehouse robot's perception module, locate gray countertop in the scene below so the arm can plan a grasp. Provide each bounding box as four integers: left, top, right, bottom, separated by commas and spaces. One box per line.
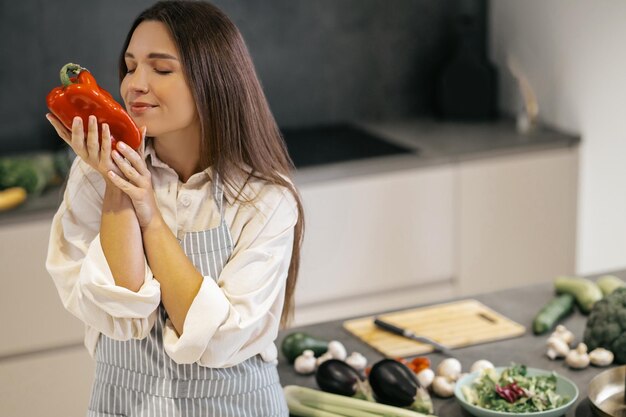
0, 117, 579, 225
293, 118, 579, 185
277, 270, 623, 417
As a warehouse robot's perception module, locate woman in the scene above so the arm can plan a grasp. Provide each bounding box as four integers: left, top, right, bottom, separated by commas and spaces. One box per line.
45, 1, 303, 415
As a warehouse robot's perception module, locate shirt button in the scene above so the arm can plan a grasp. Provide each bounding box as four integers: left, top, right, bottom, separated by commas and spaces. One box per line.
180, 195, 191, 207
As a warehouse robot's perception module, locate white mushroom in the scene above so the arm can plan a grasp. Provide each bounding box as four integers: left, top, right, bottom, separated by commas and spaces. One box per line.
432, 376, 456, 398
565, 343, 590, 369
546, 336, 570, 360
315, 352, 333, 367
550, 325, 575, 346
416, 368, 435, 389
470, 360, 494, 373
436, 358, 462, 381
294, 350, 317, 375
345, 352, 367, 371
589, 348, 614, 367
327, 340, 347, 361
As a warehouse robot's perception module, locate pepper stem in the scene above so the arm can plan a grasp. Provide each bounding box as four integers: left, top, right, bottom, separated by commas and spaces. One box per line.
59, 63, 85, 87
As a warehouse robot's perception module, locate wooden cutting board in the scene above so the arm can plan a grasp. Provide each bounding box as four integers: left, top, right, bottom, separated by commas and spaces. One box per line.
343, 299, 526, 358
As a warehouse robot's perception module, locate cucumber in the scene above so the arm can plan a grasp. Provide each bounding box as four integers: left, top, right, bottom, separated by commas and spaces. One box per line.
596, 275, 626, 296
554, 276, 603, 314
532, 293, 575, 334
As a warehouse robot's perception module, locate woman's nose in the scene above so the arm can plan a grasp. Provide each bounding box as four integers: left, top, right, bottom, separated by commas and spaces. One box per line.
127, 70, 149, 93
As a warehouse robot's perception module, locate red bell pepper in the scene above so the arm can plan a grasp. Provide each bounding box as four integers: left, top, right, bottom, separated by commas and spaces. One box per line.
46, 63, 142, 150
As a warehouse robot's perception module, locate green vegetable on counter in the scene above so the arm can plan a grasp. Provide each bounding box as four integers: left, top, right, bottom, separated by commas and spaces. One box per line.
0, 153, 60, 195
281, 332, 328, 363
284, 385, 436, 417
532, 293, 575, 335
596, 275, 626, 296
583, 287, 626, 364
554, 276, 603, 314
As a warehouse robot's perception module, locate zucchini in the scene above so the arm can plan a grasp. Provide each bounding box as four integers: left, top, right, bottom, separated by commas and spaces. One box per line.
532, 293, 575, 334
596, 275, 626, 296
554, 276, 603, 314
281, 332, 328, 363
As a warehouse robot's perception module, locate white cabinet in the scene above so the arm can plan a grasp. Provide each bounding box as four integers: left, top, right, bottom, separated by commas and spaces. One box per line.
457, 147, 578, 295
0, 347, 94, 417
293, 146, 579, 326
294, 165, 457, 325
0, 218, 85, 356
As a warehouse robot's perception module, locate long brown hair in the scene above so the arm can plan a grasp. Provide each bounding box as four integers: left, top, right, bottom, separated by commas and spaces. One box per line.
119, 0, 304, 327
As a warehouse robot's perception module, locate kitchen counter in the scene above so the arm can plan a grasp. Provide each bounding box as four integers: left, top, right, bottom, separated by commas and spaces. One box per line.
0, 117, 578, 225
293, 118, 579, 185
277, 270, 623, 417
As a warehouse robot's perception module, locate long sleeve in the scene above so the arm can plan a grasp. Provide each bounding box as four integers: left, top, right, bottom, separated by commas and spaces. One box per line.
162, 186, 298, 367
46, 158, 161, 353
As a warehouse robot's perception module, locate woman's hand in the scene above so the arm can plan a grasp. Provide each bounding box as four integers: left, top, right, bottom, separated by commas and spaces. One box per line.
46, 113, 123, 182
108, 141, 161, 229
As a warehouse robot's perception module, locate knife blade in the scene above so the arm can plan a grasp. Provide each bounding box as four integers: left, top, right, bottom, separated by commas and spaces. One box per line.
373, 317, 455, 357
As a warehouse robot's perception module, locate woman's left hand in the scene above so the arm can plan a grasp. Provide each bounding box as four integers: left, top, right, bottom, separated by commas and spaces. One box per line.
108, 134, 161, 229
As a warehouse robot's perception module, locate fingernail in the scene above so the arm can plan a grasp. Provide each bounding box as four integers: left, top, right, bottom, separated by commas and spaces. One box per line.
108, 171, 116, 179
117, 141, 127, 150
74, 116, 82, 125
90, 115, 96, 124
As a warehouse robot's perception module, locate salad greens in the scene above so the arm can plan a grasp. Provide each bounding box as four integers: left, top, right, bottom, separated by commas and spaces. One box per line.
461, 364, 570, 413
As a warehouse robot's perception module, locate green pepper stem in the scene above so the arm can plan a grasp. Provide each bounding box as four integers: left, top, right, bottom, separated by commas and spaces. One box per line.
60, 63, 85, 87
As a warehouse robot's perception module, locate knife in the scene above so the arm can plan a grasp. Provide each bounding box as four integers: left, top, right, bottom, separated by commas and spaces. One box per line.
373, 317, 455, 357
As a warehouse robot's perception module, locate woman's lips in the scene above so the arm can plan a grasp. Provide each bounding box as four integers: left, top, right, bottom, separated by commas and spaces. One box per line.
129, 104, 157, 115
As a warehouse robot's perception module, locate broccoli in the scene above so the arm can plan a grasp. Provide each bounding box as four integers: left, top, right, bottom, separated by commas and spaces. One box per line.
0, 154, 58, 195
583, 287, 626, 364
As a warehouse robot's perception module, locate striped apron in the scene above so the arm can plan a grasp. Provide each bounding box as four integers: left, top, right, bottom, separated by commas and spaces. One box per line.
87, 178, 288, 417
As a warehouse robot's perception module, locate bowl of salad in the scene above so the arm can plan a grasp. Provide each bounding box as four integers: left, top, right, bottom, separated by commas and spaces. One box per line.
454, 364, 579, 417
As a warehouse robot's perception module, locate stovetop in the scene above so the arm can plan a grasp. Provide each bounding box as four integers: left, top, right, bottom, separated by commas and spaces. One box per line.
280, 123, 416, 169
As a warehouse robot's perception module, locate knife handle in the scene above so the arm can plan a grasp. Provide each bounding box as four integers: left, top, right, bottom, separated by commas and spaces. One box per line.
373, 318, 406, 336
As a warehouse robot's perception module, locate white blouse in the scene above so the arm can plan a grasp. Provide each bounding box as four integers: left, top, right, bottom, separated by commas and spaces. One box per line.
46, 141, 298, 368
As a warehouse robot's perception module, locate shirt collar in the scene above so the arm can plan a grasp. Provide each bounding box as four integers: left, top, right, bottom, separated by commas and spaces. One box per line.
143, 138, 236, 205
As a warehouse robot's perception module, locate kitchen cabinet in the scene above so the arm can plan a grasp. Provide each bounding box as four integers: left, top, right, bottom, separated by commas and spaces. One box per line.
0, 347, 94, 417
0, 218, 84, 356
457, 147, 578, 295
295, 165, 457, 325
294, 146, 578, 326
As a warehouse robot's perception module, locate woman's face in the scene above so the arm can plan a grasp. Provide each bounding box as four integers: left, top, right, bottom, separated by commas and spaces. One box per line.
121, 21, 198, 139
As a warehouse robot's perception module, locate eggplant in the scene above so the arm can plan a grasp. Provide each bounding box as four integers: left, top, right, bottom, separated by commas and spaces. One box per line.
368, 359, 417, 406
315, 359, 363, 397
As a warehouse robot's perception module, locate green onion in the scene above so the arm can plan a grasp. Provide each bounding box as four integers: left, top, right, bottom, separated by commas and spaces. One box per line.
284, 385, 438, 417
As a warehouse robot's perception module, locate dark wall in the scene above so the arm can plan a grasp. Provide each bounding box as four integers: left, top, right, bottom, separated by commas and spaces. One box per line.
0, 0, 484, 154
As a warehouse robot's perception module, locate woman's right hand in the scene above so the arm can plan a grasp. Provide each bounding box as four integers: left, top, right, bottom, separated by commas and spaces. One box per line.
46, 113, 123, 182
